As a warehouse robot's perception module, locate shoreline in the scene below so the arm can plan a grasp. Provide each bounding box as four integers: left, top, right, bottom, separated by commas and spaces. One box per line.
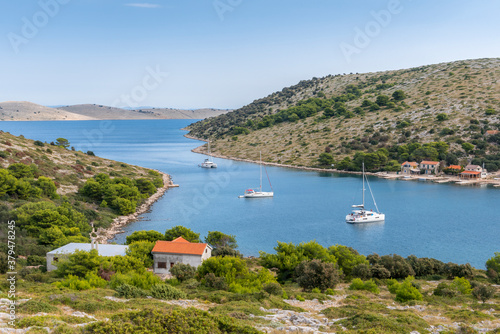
95, 170, 177, 243
186, 134, 500, 188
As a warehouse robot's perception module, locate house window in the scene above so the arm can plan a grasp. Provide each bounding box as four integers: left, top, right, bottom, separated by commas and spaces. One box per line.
205, 249, 207, 253
170, 262, 175, 268
158, 262, 167, 269
53, 257, 58, 262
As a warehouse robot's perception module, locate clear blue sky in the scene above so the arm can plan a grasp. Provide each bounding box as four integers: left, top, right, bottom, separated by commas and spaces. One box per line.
1, 0, 499, 109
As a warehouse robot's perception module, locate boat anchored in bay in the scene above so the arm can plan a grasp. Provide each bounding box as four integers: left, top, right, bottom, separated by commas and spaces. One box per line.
239, 151, 273, 198
199, 139, 217, 169
346, 162, 385, 223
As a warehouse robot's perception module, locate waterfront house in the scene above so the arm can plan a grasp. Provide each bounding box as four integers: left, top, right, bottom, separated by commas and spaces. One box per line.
152, 237, 212, 274
46, 243, 128, 271
444, 165, 463, 175
460, 164, 487, 179
401, 161, 419, 175
419, 161, 439, 175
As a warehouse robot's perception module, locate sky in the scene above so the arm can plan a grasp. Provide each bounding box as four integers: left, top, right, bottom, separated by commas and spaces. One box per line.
0, 0, 499, 109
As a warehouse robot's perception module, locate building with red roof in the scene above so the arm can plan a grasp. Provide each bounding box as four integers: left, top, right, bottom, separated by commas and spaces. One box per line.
460, 165, 487, 179
152, 237, 212, 274
401, 161, 419, 175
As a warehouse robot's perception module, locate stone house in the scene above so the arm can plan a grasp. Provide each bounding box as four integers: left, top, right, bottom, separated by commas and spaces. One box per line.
46, 243, 128, 271
419, 161, 439, 175
152, 237, 212, 274
401, 161, 419, 175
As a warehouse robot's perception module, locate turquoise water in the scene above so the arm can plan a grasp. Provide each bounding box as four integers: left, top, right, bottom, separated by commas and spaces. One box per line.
2, 120, 499, 268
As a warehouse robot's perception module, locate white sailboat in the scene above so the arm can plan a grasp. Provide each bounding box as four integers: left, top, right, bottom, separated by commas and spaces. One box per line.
346, 162, 385, 223
239, 151, 273, 198
199, 140, 217, 168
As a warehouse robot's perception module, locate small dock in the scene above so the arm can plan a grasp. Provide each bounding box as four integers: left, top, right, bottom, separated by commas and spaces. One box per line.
433, 178, 452, 184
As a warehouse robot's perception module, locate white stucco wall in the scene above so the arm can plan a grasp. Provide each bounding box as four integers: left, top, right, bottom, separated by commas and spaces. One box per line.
153, 247, 212, 274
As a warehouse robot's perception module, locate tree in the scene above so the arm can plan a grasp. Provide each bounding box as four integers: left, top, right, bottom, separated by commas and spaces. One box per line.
436, 113, 449, 121
375, 95, 390, 106
7, 163, 33, 178
318, 153, 334, 166
36, 176, 58, 198
472, 284, 495, 303
111, 197, 136, 215
461, 142, 475, 154
294, 259, 341, 292
126, 230, 164, 244
0, 169, 17, 196
392, 90, 406, 101
329, 245, 368, 277
164, 225, 200, 242
55, 138, 70, 148
394, 276, 422, 302
126, 241, 155, 267
205, 231, 237, 250
55, 249, 101, 278
135, 178, 157, 196
170, 263, 196, 282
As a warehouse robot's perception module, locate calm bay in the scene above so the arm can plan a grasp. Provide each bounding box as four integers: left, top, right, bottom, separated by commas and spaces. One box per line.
2, 120, 498, 268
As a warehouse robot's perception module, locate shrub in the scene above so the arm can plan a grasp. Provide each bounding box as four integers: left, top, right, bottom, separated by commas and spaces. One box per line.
164, 225, 200, 242
150, 283, 186, 300
54, 273, 107, 291
34, 140, 44, 147
349, 278, 379, 294
351, 263, 372, 279
394, 276, 422, 302
452, 277, 472, 294
114, 284, 147, 298
433, 282, 457, 297
472, 284, 495, 303
294, 259, 341, 292
436, 113, 449, 121
18, 300, 59, 314
170, 263, 196, 282
262, 283, 283, 296
203, 273, 228, 290
109, 271, 161, 290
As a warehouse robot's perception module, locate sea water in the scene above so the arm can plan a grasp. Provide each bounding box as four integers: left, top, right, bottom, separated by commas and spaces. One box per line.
2, 120, 499, 268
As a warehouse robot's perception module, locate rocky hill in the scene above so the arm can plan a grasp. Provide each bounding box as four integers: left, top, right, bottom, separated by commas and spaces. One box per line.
188, 58, 500, 169
0, 101, 96, 121
59, 104, 231, 120
0, 102, 231, 121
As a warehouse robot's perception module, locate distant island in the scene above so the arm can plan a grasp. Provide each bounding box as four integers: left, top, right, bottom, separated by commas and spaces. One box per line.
0, 101, 231, 121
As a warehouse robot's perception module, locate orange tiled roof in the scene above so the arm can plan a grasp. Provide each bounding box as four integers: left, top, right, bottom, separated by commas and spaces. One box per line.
401, 161, 418, 166
448, 165, 462, 170
460, 171, 480, 175
152, 237, 208, 255
420, 161, 439, 165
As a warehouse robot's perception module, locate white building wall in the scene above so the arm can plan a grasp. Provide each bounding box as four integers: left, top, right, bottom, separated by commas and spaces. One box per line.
153, 253, 203, 274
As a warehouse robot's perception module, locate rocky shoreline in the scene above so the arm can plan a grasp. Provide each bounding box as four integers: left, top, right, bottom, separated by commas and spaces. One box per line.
186, 135, 500, 188
95, 171, 177, 243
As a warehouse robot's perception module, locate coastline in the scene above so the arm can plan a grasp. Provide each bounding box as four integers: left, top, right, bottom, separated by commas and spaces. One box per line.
95, 170, 177, 243
186, 134, 500, 188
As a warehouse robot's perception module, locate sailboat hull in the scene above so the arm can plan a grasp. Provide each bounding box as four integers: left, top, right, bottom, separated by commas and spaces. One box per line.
242, 191, 274, 198
346, 212, 385, 223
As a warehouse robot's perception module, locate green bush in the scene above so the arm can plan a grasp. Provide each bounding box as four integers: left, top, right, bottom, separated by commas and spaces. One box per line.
114, 283, 147, 298
54, 272, 107, 291
170, 263, 196, 282
349, 278, 379, 294
472, 284, 495, 303
150, 283, 186, 300
394, 276, 422, 303
109, 271, 161, 290
452, 276, 472, 294
17, 300, 59, 314
294, 259, 341, 292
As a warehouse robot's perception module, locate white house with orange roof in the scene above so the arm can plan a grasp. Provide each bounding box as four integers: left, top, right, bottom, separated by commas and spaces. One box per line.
151, 237, 212, 274
419, 161, 440, 175
460, 164, 487, 179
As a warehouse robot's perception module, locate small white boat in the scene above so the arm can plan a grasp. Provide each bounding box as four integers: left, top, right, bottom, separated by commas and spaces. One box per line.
346, 162, 385, 224
239, 151, 273, 198
199, 140, 217, 168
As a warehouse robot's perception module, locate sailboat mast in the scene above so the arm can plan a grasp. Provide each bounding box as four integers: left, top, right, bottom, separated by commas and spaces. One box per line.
362, 162, 365, 209
259, 151, 262, 192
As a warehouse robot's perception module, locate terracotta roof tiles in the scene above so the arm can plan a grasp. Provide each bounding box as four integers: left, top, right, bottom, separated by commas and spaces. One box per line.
152, 238, 209, 255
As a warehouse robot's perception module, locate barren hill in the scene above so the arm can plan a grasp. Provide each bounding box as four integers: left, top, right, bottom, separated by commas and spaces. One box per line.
0, 101, 96, 121
188, 58, 500, 169
59, 104, 231, 120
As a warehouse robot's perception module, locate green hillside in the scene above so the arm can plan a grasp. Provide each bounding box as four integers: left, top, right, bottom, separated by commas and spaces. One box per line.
188, 58, 500, 172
